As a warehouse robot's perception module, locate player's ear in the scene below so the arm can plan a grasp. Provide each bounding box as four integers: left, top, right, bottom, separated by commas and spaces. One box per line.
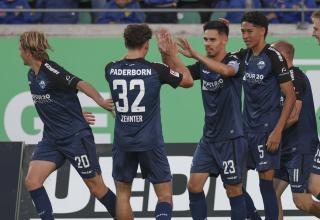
144, 41, 149, 51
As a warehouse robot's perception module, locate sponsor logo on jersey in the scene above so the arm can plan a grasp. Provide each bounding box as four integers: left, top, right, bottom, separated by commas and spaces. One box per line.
31, 93, 53, 104
290, 69, 295, 80
268, 46, 284, 62
202, 79, 224, 91
44, 63, 60, 75
243, 72, 264, 84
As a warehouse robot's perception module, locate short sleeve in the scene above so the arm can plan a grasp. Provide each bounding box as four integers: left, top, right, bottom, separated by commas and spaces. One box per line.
43, 60, 82, 90
187, 62, 201, 80
268, 47, 291, 84
151, 62, 183, 88
292, 68, 306, 101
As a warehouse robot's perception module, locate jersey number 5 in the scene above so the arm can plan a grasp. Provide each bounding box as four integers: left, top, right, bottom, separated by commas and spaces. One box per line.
113, 79, 145, 113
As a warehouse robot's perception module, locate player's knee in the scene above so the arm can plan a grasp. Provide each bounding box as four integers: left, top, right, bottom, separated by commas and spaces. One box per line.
157, 193, 172, 204
225, 184, 243, 198
308, 183, 320, 197
293, 196, 306, 211
259, 170, 274, 180
24, 175, 43, 191
85, 177, 108, 198
187, 181, 203, 193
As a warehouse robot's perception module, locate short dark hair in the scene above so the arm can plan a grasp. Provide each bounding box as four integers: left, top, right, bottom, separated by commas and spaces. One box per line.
203, 20, 229, 36
241, 11, 269, 38
124, 24, 152, 49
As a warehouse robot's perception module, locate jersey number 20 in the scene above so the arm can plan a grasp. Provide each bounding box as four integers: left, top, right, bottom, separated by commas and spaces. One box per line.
113, 79, 145, 113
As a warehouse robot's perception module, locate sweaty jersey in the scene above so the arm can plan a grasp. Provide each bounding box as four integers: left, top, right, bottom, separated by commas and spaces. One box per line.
240, 44, 291, 132
27, 60, 89, 139
188, 53, 244, 142
281, 66, 319, 154
105, 58, 183, 151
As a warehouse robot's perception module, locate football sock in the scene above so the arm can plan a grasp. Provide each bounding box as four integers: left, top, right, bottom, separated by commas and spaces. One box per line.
243, 189, 262, 220
260, 179, 279, 220
29, 187, 54, 220
229, 193, 246, 220
98, 189, 116, 218
189, 191, 207, 220
155, 202, 172, 220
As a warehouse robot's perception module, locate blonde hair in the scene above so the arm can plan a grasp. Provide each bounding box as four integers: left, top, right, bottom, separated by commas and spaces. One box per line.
311, 10, 320, 21
20, 31, 52, 61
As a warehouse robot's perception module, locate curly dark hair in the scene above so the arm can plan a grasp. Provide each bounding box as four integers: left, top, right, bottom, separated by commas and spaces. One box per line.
203, 20, 229, 36
124, 24, 152, 49
241, 11, 268, 38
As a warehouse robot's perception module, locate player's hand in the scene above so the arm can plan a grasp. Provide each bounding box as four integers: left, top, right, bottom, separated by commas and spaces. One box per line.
99, 98, 114, 111
83, 112, 95, 125
156, 28, 178, 56
266, 129, 282, 152
177, 37, 197, 58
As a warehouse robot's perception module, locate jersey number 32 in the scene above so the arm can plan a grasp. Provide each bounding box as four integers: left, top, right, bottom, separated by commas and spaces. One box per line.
113, 79, 145, 113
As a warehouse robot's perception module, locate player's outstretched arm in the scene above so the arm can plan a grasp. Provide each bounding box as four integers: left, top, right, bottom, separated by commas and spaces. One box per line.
177, 37, 237, 77
156, 28, 193, 88
266, 81, 296, 152
77, 81, 114, 112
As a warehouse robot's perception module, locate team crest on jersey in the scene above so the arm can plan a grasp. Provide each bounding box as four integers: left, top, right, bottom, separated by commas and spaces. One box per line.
170, 69, 179, 77
202, 69, 210, 74
39, 80, 46, 89
257, 61, 266, 70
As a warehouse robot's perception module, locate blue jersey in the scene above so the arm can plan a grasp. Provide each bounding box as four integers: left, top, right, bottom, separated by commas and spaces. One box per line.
187, 53, 244, 142
281, 67, 319, 154
28, 60, 89, 139
105, 58, 183, 151
240, 44, 291, 132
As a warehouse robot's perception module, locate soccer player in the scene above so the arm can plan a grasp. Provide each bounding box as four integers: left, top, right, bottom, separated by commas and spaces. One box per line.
104, 24, 193, 220
272, 41, 320, 219
239, 11, 296, 220
161, 20, 250, 220
308, 10, 320, 201
19, 31, 116, 220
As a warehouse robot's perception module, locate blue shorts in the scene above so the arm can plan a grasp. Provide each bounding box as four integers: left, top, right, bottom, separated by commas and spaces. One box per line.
190, 137, 248, 185
246, 132, 280, 171
275, 151, 313, 193
312, 145, 320, 175
112, 145, 172, 184
32, 129, 101, 179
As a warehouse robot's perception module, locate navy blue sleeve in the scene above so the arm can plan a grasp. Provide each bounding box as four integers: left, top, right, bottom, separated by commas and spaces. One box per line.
267, 47, 291, 84
292, 68, 306, 101
151, 62, 183, 88
187, 62, 201, 80
43, 60, 82, 90
233, 48, 247, 62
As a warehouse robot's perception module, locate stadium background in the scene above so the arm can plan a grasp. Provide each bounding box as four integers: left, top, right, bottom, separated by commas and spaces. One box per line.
1, 25, 320, 219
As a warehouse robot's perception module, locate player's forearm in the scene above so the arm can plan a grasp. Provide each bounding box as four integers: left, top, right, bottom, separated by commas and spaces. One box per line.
162, 53, 193, 87
161, 53, 176, 69
274, 92, 296, 132
77, 81, 104, 106
170, 55, 193, 87
194, 53, 236, 77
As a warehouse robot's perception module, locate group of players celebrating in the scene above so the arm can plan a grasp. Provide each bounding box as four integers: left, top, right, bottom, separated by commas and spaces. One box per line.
19, 8, 320, 220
